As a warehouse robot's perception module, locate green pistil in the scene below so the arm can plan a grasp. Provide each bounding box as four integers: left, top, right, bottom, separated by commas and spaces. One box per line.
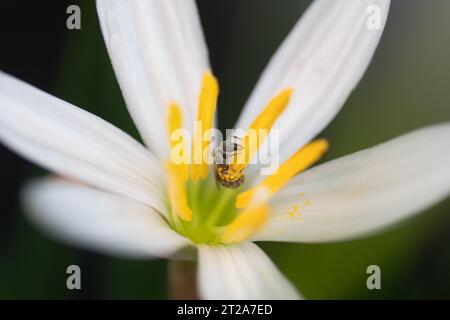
172, 175, 241, 244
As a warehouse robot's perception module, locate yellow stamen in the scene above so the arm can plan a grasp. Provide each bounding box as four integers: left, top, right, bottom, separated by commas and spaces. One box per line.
168, 103, 182, 145
166, 162, 192, 221
232, 88, 293, 172
236, 139, 329, 208
167, 103, 192, 221
220, 205, 269, 244
191, 71, 219, 180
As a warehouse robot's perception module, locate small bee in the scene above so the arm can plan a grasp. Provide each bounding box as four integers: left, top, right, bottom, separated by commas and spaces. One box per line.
213, 136, 246, 189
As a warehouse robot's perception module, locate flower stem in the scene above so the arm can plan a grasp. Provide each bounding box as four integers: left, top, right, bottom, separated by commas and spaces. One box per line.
168, 260, 198, 300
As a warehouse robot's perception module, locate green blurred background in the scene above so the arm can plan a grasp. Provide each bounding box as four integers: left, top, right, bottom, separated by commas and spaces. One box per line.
0, 0, 449, 299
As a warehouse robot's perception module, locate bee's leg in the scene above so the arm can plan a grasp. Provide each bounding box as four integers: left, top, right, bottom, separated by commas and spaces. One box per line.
239, 174, 245, 186
214, 170, 221, 190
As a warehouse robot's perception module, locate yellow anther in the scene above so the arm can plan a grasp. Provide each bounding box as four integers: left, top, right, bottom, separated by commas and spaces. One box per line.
167, 103, 192, 221
168, 103, 182, 146
220, 205, 269, 244
231, 88, 293, 173
191, 71, 219, 180
166, 162, 192, 221
236, 139, 329, 208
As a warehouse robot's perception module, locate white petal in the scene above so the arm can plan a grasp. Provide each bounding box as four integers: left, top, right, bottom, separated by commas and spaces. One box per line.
23, 179, 190, 258
0, 72, 167, 214
237, 0, 390, 167
252, 124, 450, 243
97, 0, 210, 159
197, 242, 300, 299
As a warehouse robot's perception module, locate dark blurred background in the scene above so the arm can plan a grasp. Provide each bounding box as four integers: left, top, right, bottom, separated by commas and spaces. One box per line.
0, 0, 449, 299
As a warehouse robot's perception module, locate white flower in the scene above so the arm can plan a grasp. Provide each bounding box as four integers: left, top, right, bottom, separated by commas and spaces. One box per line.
0, 0, 449, 299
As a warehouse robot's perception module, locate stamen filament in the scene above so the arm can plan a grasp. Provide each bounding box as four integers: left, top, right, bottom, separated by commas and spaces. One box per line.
204, 188, 237, 227
236, 139, 329, 208
191, 71, 219, 180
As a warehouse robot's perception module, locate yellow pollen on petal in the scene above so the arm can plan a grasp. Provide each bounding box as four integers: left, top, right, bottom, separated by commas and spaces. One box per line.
231, 88, 293, 172
220, 205, 269, 244
167, 103, 192, 221
236, 139, 329, 208
191, 71, 219, 180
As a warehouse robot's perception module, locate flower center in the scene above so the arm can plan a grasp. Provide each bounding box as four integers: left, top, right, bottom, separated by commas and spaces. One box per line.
165, 71, 328, 245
